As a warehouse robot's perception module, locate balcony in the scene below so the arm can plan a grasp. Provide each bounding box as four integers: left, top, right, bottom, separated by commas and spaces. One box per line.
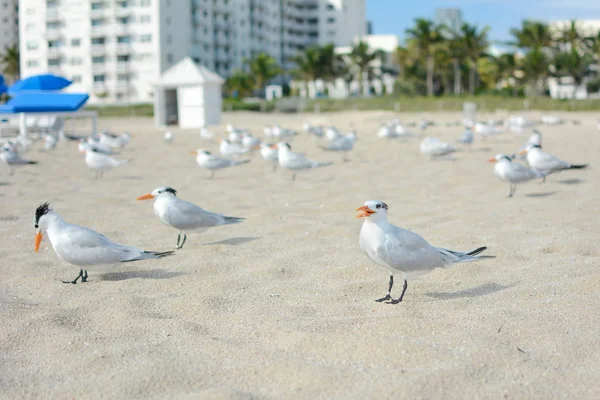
91, 64, 106, 73
116, 63, 130, 73
45, 31, 63, 41
93, 82, 107, 92
90, 45, 106, 55
46, 9, 62, 22
90, 9, 108, 18
115, 7, 133, 17
47, 47, 63, 57
115, 44, 132, 54
91, 25, 107, 35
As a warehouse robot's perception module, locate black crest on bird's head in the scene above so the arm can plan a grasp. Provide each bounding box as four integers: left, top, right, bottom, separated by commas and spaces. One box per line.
164, 187, 177, 195
380, 202, 389, 211
531, 144, 542, 149
35, 202, 50, 226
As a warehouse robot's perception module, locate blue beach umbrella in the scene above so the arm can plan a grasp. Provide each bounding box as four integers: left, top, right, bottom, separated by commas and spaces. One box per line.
8, 74, 72, 94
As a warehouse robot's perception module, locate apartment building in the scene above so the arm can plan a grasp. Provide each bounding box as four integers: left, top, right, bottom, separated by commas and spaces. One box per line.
19, 0, 366, 104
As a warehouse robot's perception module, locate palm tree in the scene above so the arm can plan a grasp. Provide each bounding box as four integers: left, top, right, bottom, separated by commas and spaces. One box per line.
225, 70, 254, 98
558, 20, 583, 50
1, 45, 20, 83
348, 41, 381, 96
521, 47, 548, 96
457, 23, 490, 95
405, 18, 445, 96
509, 20, 553, 49
447, 36, 465, 95
553, 48, 592, 89
290, 47, 321, 96
318, 44, 345, 83
393, 45, 412, 81
496, 52, 520, 96
244, 52, 281, 97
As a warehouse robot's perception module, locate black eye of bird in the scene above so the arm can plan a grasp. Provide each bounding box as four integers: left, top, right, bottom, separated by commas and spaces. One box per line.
34, 224, 39, 228
376, 204, 381, 209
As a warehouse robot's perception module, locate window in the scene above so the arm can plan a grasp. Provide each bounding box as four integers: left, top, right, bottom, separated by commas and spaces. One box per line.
92, 56, 105, 63
117, 55, 130, 62
71, 57, 83, 65
91, 37, 106, 45
140, 15, 151, 23
48, 40, 62, 48
140, 0, 151, 5
91, 2, 104, 9
93, 75, 105, 82
26, 41, 38, 50
46, 21, 63, 29
117, 74, 130, 81
71, 38, 81, 47
27, 60, 39, 67
47, 58, 61, 66
47, 0, 58, 8
117, 36, 131, 44
91, 19, 105, 26
72, 75, 82, 83
327, 17, 335, 23
139, 34, 152, 43
118, 17, 132, 24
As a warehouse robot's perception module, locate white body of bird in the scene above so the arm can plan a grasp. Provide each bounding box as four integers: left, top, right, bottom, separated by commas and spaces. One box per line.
220, 139, 250, 158
275, 142, 331, 180
419, 137, 456, 157
44, 134, 58, 151
489, 154, 544, 197
523, 145, 588, 180
458, 129, 474, 146
1, 144, 38, 175
164, 131, 174, 143
260, 143, 279, 171
192, 149, 250, 178
82, 145, 128, 178
356, 200, 492, 303
322, 132, 356, 161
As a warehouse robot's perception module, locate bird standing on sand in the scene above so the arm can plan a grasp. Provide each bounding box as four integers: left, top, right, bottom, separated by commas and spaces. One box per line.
274, 142, 332, 181
191, 149, 250, 179
1, 143, 38, 175
357, 200, 493, 304
260, 143, 279, 171
519, 144, 588, 182
489, 154, 544, 197
81, 144, 129, 179
33, 203, 173, 284
321, 131, 356, 162
137, 187, 245, 249
419, 137, 456, 157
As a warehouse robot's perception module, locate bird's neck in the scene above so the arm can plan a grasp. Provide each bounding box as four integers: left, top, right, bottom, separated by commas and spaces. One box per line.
45, 213, 69, 236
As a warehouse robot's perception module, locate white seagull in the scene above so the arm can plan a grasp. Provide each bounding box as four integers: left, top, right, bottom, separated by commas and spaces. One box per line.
79, 138, 113, 155
458, 128, 474, 148
137, 187, 245, 249
419, 137, 456, 157
191, 149, 250, 179
200, 127, 215, 141
519, 144, 588, 182
99, 131, 130, 148
1, 143, 38, 175
33, 203, 173, 284
220, 138, 250, 158
357, 200, 493, 304
321, 131, 356, 161
164, 131, 174, 143
274, 142, 332, 181
489, 154, 545, 197
260, 143, 279, 171
44, 134, 58, 151
81, 144, 129, 178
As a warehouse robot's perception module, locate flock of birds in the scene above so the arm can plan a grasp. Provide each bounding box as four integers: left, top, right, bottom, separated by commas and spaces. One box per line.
0, 113, 592, 302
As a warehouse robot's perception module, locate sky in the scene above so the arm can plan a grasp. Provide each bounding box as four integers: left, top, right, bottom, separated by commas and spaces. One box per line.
367, 0, 600, 43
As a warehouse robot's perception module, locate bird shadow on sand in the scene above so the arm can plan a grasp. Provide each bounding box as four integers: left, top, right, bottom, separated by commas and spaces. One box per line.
121, 176, 144, 180
557, 178, 584, 185
426, 283, 513, 300
100, 269, 186, 281
525, 191, 557, 198
0, 182, 10, 186
202, 236, 260, 246
476, 147, 493, 152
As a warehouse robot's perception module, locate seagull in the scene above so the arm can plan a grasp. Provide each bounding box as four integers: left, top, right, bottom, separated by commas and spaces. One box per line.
274, 142, 332, 181
474, 122, 502, 138
219, 138, 250, 158
44, 134, 58, 151
241, 132, 261, 152
357, 200, 493, 304
164, 131, 174, 143
1, 143, 38, 175
321, 131, 356, 162
419, 137, 456, 157
325, 126, 343, 141
260, 143, 279, 171
33, 203, 173, 284
519, 144, 588, 182
81, 144, 128, 179
458, 128, 474, 148
266, 125, 297, 140
99, 131, 130, 148
136, 187, 245, 249
79, 138, 113, 155
489, 154, 545, 197
541, 115, 563, 125
303, 123, 324, 139
191, 149, 250, 179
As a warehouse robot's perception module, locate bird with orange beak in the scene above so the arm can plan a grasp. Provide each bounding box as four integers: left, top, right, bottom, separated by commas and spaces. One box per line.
33, 203, 173, 284
488, 153, 545, 197
191, 148, 250, 179
357, 200, 493, 304
136, 187, 245, 249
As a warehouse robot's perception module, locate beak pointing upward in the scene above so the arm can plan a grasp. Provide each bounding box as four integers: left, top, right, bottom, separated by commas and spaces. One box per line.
136, 194, 154, 201
35, 231, 42, 252
487, 158, 497, 163
355, 205, 375, 218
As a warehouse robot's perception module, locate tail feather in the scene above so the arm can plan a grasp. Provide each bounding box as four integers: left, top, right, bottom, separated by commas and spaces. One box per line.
223, 216, 245, 225
28, 161, 38, 165
121, 250, 175, 263
314, 161, 332, 168
233, 159, 251, 166
438, 246, 495, 264
567, 164, 588, 169
466, 246, 487, 256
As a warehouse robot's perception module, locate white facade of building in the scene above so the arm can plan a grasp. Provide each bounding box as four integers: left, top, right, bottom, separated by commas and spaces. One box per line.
0, 0, 19, 80
19, 0, 366, 105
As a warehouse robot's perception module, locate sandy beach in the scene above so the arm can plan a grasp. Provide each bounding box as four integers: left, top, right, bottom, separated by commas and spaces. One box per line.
1, 110, 599, 399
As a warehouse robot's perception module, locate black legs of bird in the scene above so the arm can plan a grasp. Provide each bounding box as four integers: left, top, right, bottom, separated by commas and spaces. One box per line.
375, 275, 394, 302
291, 172, 297, 181
63, 269, 88, 284
508, 183, 517, 197
375, 275, 408, 304
94, 170, 104, 179
176, 232, 187, 249
209, 171, 215, 179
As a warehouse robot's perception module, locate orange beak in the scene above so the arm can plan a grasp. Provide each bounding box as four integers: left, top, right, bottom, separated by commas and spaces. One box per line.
518, 150, 528, 155
356, 205, 375, 218
191, 150, 198, 155
136, 193, 154, 200
487, 158, 497, 163
34, 231, 42, 252
270, 144, 277, 149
